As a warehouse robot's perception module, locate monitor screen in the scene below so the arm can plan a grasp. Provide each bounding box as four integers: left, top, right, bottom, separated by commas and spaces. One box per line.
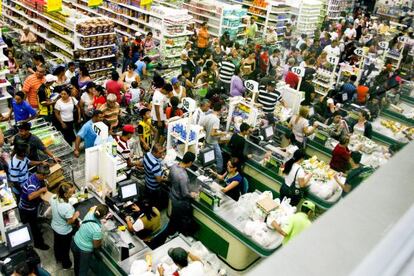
264, 126, 274, 140
203, 149, 215, 166
6, 225, 32, 250
120, 183, 138, 200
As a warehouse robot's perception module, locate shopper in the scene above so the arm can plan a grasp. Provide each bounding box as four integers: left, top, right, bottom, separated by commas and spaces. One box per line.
143, 32, 156, 53
99, 93, 121, 129
92, 85, 107, 110
37, 74, 58, 122
288, 106, 318, 147
210, 157, 243, 201
8, 91, 37, 124
7, 144, 46, 204
143, 144, 167, 207
200, 102, 226, 173
6, 50, 19, 75
166, 152, 197, 235
197, 22, 210, 56
79, 82, 96, 121
230, 67, 246, 97
228, 123, 251, 166
54, 86, 81, 145
20, 26, 37, 44
194, 60, 217, 90
351, 110, 372, 139
138, 108, 156, 153
165, 96, 184, 119
339, 75, 357, 103
356, 84, 369, 105
18, 164, 50, 250
71, 204, 109, 276
257, 80, 284, 114
246, 17, 258, 42
158, 247, 204, 276
74, 110, 104, 157
284, 23, 293, 48
52, 66, 67, 86
171, 77, 186, 102
106, 71, 124, 104
50, 183, 80, 269
191, 99, 211, 125
299, 72, 316, 106
241, 51, 256, 78
13, 122, 60, 162
151, 82, 170, 144
271, 200, 315, 245
114, 124, 136, 169
77, 66, 92, 91
65, 62, 76, 83
22, 66, 46, 109
181, 41, 192, 64
121, 63, 141, 90
334, 151, 374, 196
218, 57, 236, 93
265, 26, 278, 45
323, 40, 341, 57
284, 67, 300, 89
279, 149, 312, 206
330, 136, 351, 173
26, 54, 45, 75
125, 200, 161, 239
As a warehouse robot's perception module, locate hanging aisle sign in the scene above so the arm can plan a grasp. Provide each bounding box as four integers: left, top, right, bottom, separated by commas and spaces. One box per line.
88, 0, 103, 7
47, 0, 62, 12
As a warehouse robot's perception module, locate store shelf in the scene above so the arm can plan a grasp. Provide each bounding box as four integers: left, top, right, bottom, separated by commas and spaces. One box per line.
79, 54, 115, 62
76, 43, 115, 51
312, 79, 332, 88
183, 2, 219, 14
117, 2, 164, 19
76, 31, 116, 37
114, 28, 133, 38
164, 31, 193, 38
90, 66, 115, 73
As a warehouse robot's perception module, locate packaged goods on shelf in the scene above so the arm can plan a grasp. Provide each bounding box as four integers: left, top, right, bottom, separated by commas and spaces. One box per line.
75, 18, 115, 35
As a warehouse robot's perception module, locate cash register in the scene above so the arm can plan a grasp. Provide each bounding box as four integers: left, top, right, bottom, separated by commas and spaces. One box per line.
0, 224, 40, 275
190, 147, 217, 177
105, 180, 140, 218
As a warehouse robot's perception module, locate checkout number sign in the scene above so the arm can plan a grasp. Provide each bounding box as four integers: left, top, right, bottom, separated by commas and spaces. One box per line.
354, 47, 364, 57
245, 80, 259, 92
182, 97, 196, 113
292, 66, 305, 77
378, 41, 389, 50
327, 55, 339, 66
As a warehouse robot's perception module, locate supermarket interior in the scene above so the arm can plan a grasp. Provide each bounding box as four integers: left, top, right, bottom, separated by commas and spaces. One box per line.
0, 0, 413, 275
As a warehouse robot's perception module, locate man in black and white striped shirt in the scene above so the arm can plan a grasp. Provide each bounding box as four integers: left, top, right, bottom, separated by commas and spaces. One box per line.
218, 57, 236, 93
257, 80, 284, 114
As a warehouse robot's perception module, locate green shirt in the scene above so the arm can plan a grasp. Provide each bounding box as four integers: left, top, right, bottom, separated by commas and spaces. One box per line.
282, 212, 311, 245
51, 196, 75, 235
344, 165, 374, 196
74, 212, 102, 252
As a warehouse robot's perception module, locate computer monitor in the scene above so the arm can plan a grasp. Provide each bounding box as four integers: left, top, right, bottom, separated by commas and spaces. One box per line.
119, 181, 139, 202
200, 147, 216, 167
6, 224, 33, 251
263, 126, 274, 141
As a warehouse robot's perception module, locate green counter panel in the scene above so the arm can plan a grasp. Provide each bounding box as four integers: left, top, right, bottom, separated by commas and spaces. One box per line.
382, 109, 414, 126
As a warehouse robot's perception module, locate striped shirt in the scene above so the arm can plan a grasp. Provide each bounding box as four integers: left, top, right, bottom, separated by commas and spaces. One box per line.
218, 61, 236, 84
74, 212, 102, 252
115, 136, 131, 160
19, 174, 43, 211
23, 74, 45, 108
99, 102, 120, 127
7, 156, 30, 185
257, 85, 282, 113
143, 152, 163, 191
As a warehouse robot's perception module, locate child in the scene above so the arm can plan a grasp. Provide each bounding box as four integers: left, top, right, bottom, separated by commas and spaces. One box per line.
8, 144, 46, 204
137, 108, 157, 152
165, 96, 184, 119
130, 81, 141, 105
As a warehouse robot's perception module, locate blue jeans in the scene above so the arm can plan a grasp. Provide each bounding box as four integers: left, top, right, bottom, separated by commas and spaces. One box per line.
71, 240, 93, 276
211, 143, 223, 173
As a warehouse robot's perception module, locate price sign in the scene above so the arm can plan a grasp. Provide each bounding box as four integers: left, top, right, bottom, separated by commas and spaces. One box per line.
378, 41, 389, 49
327, 55, 339, 65
354, 47, 364, 56
398, 36, 408, 43
292, 66, 305, 77
88, 0, 103, 7
93, 122, 108, 140
47, 0, 62, 12
244, 80, 259, 92
182, 97, 196, 113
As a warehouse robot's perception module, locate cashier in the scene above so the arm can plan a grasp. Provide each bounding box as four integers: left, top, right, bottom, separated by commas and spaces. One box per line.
157, 247, 204, 276
351, 110, 373, 139
334, 152, 374, 196
327, 112, 350, 141
125, 200, 161, 239
271, 200, 315, 245
210, 157, 243, 201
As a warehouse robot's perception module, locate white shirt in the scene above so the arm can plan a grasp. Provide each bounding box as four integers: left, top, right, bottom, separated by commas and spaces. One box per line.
151, 89, 167, 121
330, 32, 339, 41
180, 261, 204, 276
285, 163, 306, 188
344, 28, 356, 39
54, 97, 78, 122
65, 70, 76, 83
323, 45, 341, 57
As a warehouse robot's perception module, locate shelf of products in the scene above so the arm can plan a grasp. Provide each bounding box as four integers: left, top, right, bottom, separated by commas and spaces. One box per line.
312, 68, 334, 96
0, 42, 12, 115
289, 0, 322, 37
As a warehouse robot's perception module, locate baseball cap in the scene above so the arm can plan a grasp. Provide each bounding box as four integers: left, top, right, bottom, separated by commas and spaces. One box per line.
123, 124, 135, 134
36, 164, 50, 175
17, 122, 32, 130
267, 80, 276, 87
168, 247, 188, 267
45, 74, 58, 83
171, 77, 179, 85
301, 200, 315, 212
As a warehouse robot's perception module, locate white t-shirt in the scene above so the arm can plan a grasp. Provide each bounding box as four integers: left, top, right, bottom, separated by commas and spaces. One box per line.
285, 163, 305, 188
65, 70, 76, 82
81, 92, 94, 113
54, 97, 78, 122
329, 32, 339, 41
290, 115, 309, 143
344, 28, 356, 39
132, 218, 145, 232
151, 89, 167, 121
130, 88, 140, 103
180, 261, 204, 276
323, 45, 341, 57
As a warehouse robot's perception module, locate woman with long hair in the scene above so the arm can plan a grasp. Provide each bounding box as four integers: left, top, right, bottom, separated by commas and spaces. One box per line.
279, 149, 312, 206
125, 200, 161, 239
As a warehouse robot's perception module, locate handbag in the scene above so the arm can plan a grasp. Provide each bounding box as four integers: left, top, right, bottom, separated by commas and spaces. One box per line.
288, 168, 304, 205
71, 97, 79, 123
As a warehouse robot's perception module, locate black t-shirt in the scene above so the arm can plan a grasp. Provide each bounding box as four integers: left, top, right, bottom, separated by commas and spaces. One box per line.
13, 134, 46, 161
344, 166, 373, 196
229, 133, 246, 163
300, 81, 315, 106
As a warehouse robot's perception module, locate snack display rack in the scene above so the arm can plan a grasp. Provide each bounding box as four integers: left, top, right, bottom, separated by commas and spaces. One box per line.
183, 0, 247, 42
287, 0, 322, 37
74, 18, 117, 75
0, 41, 12, 116
312, 68, 335, 96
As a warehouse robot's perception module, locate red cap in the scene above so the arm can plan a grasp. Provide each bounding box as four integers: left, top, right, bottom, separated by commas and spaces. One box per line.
123, 124, 135, 133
